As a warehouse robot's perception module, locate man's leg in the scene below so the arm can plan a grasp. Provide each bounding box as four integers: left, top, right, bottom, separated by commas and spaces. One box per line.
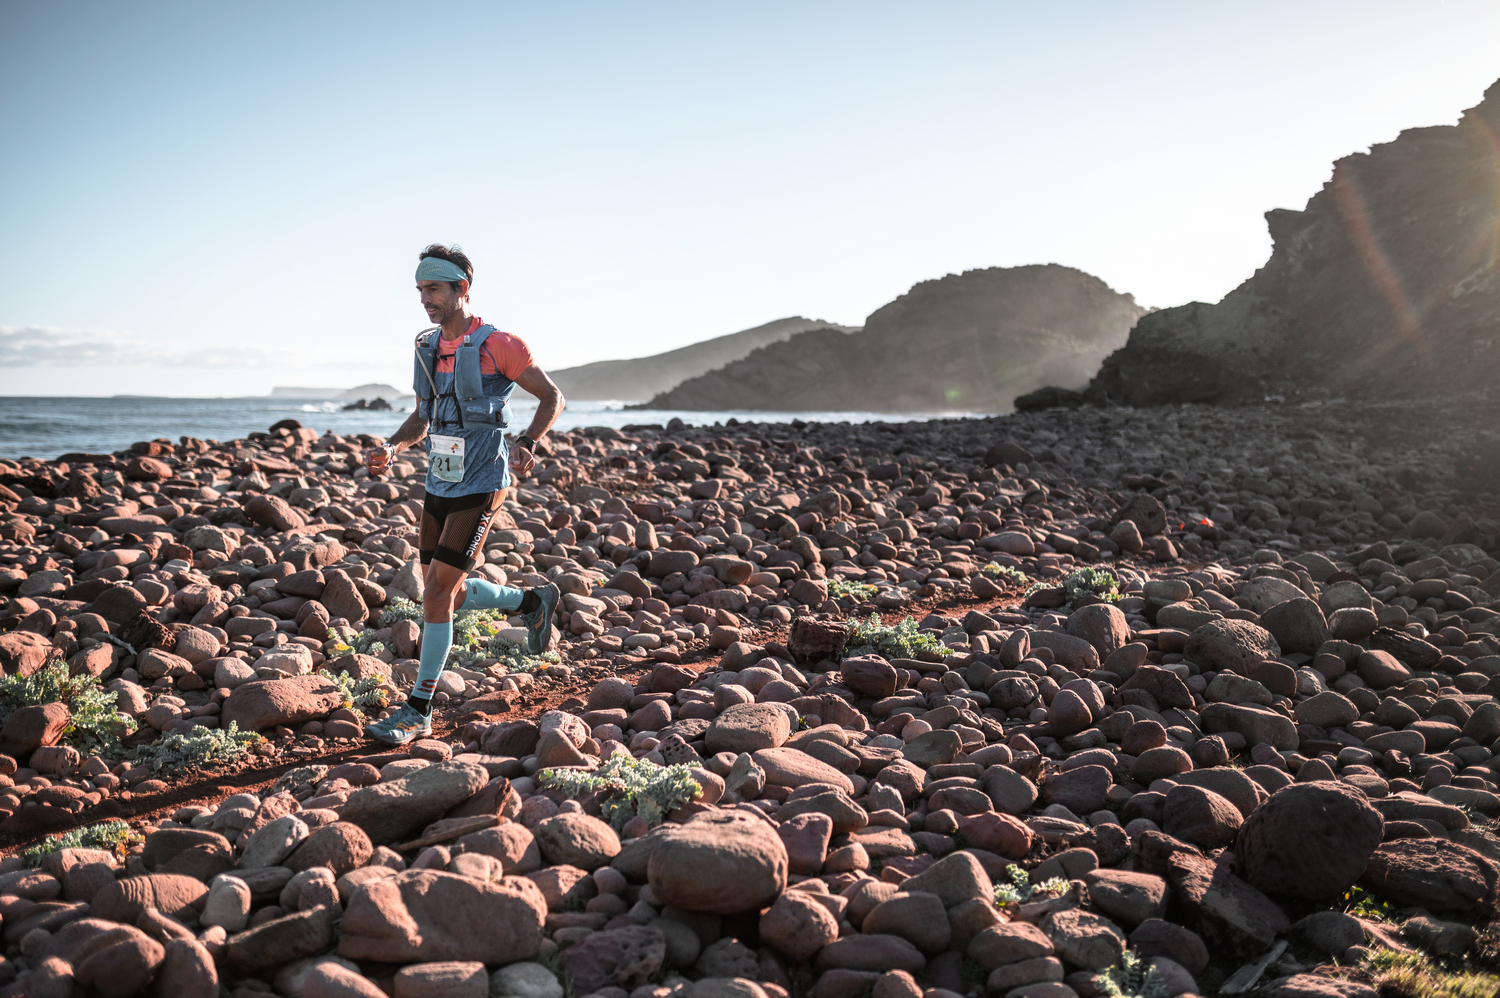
368, 496, 455, 744
434, 489, 559, 652
372, 489, 555, 746
410, 489, 535, 713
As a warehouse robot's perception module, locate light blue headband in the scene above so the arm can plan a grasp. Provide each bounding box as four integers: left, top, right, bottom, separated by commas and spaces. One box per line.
416, 257, 469, 284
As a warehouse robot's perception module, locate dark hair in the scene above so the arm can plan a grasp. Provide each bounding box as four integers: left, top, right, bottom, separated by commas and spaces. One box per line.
419, 243, 474, 290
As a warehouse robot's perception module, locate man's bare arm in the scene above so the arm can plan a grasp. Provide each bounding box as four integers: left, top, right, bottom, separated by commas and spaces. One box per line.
366, 410, 429, 476
510, 364, 565, 477
516, 364, 564, 442
388, 410, 430, 453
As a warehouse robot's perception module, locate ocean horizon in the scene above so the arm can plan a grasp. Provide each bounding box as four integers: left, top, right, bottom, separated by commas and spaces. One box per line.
0, 395, 986, 461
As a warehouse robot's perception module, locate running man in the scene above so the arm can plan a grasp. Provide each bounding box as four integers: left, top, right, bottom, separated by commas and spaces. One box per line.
364, 244, 565, 745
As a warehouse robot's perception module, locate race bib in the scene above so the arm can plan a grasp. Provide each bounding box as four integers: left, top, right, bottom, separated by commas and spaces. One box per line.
429, 434, 465, 483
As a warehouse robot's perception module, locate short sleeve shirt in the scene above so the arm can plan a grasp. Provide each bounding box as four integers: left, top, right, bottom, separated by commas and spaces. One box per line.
433, 316, 533, 380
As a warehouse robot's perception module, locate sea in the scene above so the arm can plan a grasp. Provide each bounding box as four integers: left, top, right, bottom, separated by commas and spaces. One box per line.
0, 396, 973, 461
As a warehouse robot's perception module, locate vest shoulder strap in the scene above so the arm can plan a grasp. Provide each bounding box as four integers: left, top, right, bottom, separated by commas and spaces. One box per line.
465, 324, 497, 352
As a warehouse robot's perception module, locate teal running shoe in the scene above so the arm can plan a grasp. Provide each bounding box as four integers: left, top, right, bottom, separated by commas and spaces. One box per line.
367, 703, 432, 745
523, 582, 560, 654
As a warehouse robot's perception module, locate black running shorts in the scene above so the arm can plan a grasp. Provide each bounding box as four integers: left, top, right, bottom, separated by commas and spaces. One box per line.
419, 489, 508, 571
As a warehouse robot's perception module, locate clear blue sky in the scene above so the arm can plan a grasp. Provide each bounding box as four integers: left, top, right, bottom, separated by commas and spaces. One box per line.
2, 1, 1498, 397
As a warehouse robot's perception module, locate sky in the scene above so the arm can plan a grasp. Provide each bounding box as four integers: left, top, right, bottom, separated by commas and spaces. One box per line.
2, 1, 1499, 397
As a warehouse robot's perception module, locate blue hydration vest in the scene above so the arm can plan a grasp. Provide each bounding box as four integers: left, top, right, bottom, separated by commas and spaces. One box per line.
412, 325, 516, 497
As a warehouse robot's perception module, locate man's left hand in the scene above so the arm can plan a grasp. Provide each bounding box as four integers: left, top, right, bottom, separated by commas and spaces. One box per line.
510, 444, 536, 478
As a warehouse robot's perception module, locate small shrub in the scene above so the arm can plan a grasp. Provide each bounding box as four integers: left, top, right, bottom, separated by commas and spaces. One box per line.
828, 579, 879, 601
130, 722, 261, 777
339, 630, 386, 657
993, 864, 1069, 906
378, 596, 424, 627
982, 563, 1028, 586
484, 634, 561, 674
21, 820, 137, 866
1021, 580, 1055, 600
1096, 950, 1167, 998
317, 669, 390, 711
1361, 949, 1500, 998
451, 607, 508, 655
1342, 885, 1397, 922
541, 755, 701, 831
1062, 567, 1122, 605
845, 614, 952, 660
0, 660, 136, 757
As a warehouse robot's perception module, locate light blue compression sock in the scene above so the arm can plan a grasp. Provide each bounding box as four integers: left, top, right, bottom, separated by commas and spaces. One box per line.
459, 579, 525, 612
411, 621, 453, 711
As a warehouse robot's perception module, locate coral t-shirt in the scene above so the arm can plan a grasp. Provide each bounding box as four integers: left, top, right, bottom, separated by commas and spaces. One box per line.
433, 316, 533, 381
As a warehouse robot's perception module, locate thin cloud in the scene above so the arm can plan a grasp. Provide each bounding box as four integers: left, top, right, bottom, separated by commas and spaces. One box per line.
0, 325, 344, 369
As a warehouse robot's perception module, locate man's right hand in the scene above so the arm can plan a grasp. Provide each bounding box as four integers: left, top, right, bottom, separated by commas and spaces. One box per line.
365, 444, 395, 477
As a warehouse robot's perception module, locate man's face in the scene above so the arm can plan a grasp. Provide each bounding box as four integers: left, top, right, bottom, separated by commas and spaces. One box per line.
418, 279, 466, 324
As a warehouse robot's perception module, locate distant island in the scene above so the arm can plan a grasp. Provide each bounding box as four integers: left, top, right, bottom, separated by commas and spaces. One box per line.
548, 316, 857, 402
270, 384, 407, 400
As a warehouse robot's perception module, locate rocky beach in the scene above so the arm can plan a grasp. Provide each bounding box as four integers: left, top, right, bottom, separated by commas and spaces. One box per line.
1, 389, 1500, 998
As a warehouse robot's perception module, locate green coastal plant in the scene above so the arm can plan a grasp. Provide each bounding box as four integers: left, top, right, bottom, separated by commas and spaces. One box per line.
130, 721, 260, 777
828, 579, 879, 601
1095, 951, 1167, 998
451, 607, 508, 654
316, 669, 390, 711
845, 614, 952, 660
378, 596, 424, 627
540, 755, 701, 831
993, 864, 1069, 906
22, 820, 138, 866
1062, 567, 1122, 605
484, 635, 561, 674
343, 631, 386, 657
0, 659, 136, 757
982, 563, 1028, 586
1341, 885, 1396, 922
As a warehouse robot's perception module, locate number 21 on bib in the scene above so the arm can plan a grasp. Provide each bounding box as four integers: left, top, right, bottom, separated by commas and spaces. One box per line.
429, 434, 466, 483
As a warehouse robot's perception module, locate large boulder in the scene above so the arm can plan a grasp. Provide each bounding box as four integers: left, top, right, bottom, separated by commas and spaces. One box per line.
1236, 577, 1306, 614
0, 702, 70, 759
533, 813, 622, 871
1065, 603, 1130, 658
0, 631, 52, 677
1162, 785, 1242, 847
339, 870, 545, 964
1237, 783, 1384, 900
1199, 703, 1298, 751
1139, 833, 1289, 958
1183, 619, 1281, 675
1360, 838, 1499, 912
221, 676, 346, 732
91, 585, 149, 625
340, 762, 489, 845
245, 494, 305, 532
704, 704, 790, 755
556, 925, 667, 993
1258, 598, 1329, 655
647, 811, 788, 915
1028, 631, 1100, 672
92, 874, 209, 924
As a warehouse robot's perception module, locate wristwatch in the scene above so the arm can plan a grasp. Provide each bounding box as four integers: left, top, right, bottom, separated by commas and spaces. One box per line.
516, 435, 536, 452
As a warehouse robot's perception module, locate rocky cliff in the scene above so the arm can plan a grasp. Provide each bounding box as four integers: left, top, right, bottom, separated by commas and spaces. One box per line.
549, 316, 855, 401
1084, 78, 1500, 406
640, 265, 1146, 412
